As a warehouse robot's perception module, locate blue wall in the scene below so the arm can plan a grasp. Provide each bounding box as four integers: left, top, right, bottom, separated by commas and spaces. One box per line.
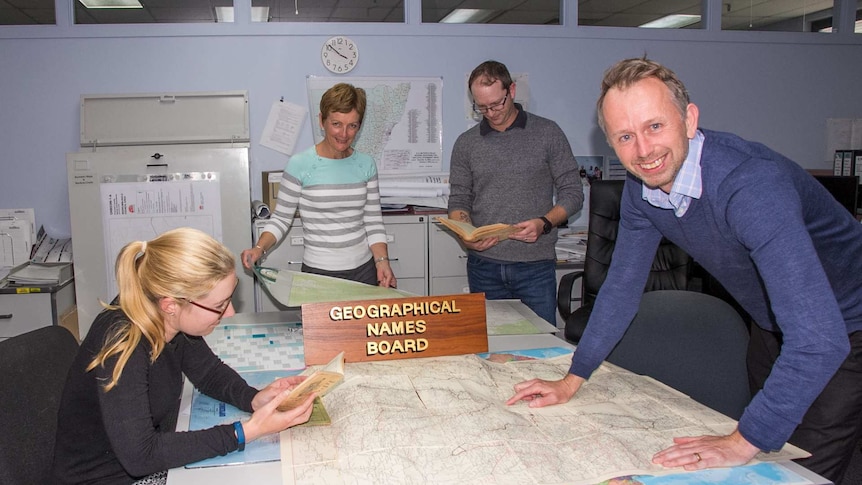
1, 5, 861, 237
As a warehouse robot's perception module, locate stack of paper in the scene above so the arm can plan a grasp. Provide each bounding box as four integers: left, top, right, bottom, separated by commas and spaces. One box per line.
378, 173, 450, 209
555, 229, 587, 262
7, 262, 73, 286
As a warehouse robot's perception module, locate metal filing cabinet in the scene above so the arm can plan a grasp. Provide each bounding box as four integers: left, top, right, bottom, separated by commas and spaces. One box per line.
428, 220, 470, 295
0, 279, 76, 341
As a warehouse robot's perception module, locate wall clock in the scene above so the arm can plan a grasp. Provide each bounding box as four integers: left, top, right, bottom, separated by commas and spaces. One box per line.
321, 36, 359, 74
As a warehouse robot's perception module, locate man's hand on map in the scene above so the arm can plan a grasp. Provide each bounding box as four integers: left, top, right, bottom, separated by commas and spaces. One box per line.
243, 386, 316, 443
505, 373, 584, 407
651, 429, 760, 471
251, 375, 308, 411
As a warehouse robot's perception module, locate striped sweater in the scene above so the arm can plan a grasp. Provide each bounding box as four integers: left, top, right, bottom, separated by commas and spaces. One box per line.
263, 146, 387, 271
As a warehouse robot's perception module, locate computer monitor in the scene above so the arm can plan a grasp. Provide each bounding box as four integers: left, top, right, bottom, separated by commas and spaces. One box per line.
813, 175, 859, 215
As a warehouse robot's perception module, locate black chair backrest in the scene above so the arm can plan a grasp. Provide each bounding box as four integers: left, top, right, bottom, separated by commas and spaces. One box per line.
583, 180, 690, 307
0, 326, 79, 485
606, 290, 751, 420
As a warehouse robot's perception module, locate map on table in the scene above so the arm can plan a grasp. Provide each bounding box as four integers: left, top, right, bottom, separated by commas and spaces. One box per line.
281, 354, 810, 485
186, 369, 299, 469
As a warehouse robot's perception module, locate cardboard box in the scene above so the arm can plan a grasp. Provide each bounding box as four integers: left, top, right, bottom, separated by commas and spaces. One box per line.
262, 170, 283, 211
60, 305, 80, 342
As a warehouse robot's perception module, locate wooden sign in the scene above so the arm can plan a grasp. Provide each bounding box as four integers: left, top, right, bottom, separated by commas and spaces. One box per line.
301, 293, 488, 365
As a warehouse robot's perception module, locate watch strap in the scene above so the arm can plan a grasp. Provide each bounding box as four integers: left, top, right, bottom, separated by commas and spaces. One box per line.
539, 216, 553, 235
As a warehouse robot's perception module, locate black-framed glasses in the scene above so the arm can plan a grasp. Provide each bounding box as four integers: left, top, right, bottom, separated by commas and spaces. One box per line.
472, 93, 508, 114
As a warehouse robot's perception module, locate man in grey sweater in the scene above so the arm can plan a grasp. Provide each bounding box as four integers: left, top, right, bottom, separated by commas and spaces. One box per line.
448, 60, 583, 324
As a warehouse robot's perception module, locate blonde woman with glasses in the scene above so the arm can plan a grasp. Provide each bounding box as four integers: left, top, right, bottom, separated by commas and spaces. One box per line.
52, 227, 315, 485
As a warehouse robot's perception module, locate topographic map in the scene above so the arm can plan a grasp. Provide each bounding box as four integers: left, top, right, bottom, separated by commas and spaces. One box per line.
306, 76, 443, 175
281, 354, 808, 485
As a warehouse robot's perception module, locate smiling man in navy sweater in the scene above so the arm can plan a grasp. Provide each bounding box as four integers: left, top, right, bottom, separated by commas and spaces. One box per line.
507, 57, 862, 485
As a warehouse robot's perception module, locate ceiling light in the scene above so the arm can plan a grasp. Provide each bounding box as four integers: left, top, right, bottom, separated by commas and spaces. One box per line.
78, 0, 142, 8
819, 19, 862, 33
640, 14, 701, 29
215, 6, 270, 22
440, 9, 496, 24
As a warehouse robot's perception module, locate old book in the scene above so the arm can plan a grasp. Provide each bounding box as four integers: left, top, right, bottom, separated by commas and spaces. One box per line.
435, 217, 518, 243
277, 351, 344, 411
298, 396, 332, 427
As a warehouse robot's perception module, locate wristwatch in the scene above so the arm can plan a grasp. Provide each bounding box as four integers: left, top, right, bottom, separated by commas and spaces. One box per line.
539, 216, 553, 235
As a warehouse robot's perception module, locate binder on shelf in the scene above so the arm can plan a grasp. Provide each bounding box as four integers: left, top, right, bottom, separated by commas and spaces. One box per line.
842, 150, 855, 177
853, 150, 862, 180
834, 150, 844, 176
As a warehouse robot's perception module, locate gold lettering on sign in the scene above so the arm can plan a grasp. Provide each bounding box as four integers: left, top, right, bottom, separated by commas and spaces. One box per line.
367, 339, 429, 355
366, 320, 427, 337
329, 300, 462, 322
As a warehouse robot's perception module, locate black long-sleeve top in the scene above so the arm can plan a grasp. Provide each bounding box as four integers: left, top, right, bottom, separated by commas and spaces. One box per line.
52, 308, 258, 484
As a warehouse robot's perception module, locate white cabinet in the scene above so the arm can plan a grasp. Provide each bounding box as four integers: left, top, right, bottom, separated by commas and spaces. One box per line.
0, 279, 76, 340
253, 215, 429, 312
428, 220, 470, 295
384, 215, 429, 296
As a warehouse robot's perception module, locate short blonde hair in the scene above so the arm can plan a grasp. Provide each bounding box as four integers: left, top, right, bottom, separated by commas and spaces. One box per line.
596, 57, 691, 135
89, 227, 235, 390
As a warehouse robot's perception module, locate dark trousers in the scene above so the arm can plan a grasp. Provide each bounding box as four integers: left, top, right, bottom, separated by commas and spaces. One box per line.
748, 325, 862, 484
301, 257, 378, 286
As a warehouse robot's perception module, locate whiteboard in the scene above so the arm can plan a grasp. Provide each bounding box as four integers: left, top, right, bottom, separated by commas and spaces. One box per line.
67, 146, 254, 338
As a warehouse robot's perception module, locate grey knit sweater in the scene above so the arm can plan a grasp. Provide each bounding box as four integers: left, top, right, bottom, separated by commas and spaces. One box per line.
448, 106, 583, 262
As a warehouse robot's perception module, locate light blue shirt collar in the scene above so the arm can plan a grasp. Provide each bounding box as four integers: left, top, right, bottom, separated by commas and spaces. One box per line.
642, 130, 704, 217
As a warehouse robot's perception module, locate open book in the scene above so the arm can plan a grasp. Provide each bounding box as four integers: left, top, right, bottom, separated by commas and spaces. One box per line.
277, 352, 344, 411
435, 217, 518, 243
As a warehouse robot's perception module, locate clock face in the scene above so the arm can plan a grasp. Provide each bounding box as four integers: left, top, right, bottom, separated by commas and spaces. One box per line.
321, 36, 358, 74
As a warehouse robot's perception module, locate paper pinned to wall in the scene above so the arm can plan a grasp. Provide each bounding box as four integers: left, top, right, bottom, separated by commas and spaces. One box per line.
260, 100, 306, 156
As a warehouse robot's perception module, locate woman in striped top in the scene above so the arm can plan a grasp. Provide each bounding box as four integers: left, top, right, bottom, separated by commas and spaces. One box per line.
243, 83, 396, 288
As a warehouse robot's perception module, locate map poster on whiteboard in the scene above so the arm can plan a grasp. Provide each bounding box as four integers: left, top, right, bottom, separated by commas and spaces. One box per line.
306, 76, 443, 175
100, 173, 223, 298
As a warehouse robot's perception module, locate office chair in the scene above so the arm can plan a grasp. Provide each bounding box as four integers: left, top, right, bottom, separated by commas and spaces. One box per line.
557, 179, 691, 343
0, 325, 79, 485
605, 290, 752, 420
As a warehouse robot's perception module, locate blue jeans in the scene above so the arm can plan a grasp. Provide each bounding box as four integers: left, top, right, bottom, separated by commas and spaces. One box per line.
466, 254, 557, 324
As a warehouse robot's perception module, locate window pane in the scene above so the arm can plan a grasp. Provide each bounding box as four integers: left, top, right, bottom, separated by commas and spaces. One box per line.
723, 0, 835, 32
0, 0, 55, 25
74, 0, 234, 24
578, 0, 702, 29
254, 0, 404, 23
422, 0, 559, 25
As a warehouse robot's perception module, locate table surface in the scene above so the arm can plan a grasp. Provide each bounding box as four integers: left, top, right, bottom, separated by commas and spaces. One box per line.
167, 317, 830, 485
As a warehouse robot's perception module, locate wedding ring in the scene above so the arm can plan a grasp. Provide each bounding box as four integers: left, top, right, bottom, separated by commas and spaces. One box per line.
694, 452, 702, 462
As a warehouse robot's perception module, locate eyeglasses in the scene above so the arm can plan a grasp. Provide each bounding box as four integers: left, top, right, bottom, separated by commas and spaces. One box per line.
186, 299, 232, 318
182, 281, 237, 319
473, 93, 508, 114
